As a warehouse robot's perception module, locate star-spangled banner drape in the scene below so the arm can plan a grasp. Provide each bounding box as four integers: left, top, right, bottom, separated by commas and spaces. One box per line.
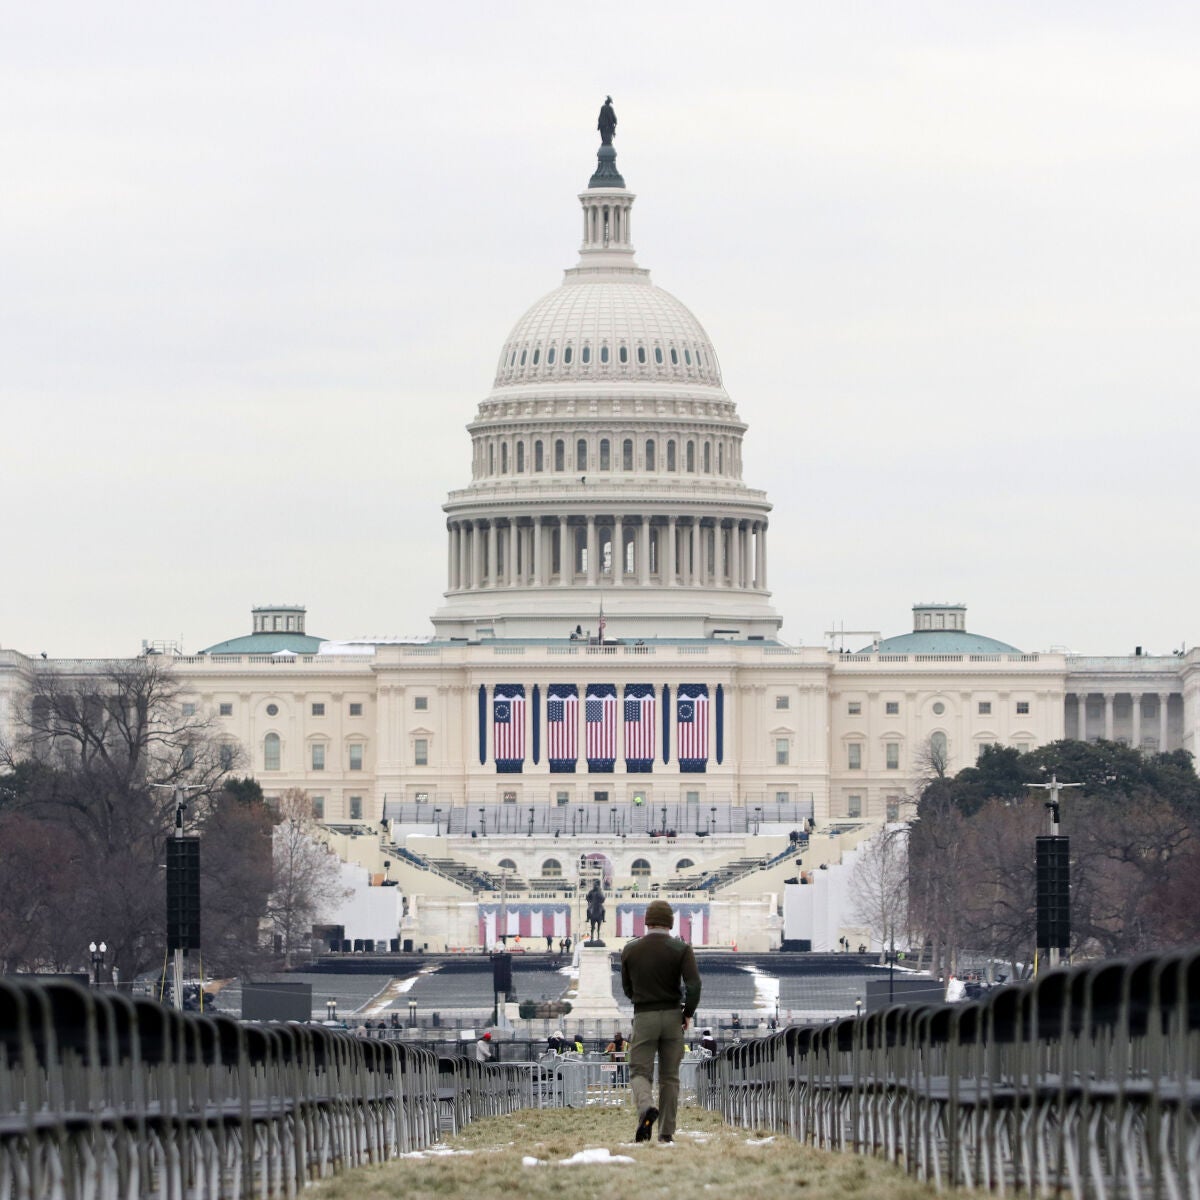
493, 684, 525, 772
677, 683, 709, 773
546, 683, 578, 773
623, 684, 656, 772
585, 683, 617, 772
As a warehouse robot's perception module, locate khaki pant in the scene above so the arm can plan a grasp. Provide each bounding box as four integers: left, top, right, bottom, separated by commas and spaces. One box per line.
628, 1008, 685, 1138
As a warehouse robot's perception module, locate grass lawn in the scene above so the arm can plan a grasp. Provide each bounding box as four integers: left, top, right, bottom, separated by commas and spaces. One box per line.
313, 1103, 989, 1199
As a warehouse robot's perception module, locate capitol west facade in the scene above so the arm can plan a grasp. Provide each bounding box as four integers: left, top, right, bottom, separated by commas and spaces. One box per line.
2, 129, 1198, 951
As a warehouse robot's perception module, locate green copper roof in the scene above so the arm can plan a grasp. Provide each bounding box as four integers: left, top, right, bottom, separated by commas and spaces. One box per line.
201, 631, 326, 655
859, 629, 1022, 655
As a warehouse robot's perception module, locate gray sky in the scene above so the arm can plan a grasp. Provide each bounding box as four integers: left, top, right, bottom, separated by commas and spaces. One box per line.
3, 3, 1198, 659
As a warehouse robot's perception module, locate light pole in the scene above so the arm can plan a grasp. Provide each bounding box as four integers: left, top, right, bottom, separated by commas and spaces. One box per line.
855, 996, 863, 1019
89, 940, 107, 987
578, 806, 584, 835
661, 806, 668, 835
479, 807, 486, 837
528, 806, 535, 837
1027, 773, 1081, 968
710, 806, 717, 835
326, 999, 337, 1023
610, 806, 617, 833
408, 999, 418, 1031
434, 807, 442, 836
754, 806, 762, 836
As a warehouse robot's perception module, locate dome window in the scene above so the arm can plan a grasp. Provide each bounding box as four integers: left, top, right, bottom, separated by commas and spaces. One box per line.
532, 348, 540, 365
516, 442, 525, 473
622, 439, 633, 471
667, 440, 677, 471
637, 346, 646, 364
509, 350, 516, 367
599, 439, 611, 470
554, 439, 565, 471
564, 345, 573, 365
686, 441, 696, 472
576, 439, 587, 471
618, 345, 628, 364
670, 347, 679, 365
501, 443, 509, 473
645, 439, 656, 470
654, 346, 663, 365
582, 345, 591, 364
600, 345, 609, 364
548, 346, 556, 365
519, 349, 527, 366
703, 442, 711, 473
534, 440, 544, 472
684, 349, 692, 365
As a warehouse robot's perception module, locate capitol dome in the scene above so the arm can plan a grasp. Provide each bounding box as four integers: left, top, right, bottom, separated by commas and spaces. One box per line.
431, 116, 781, 643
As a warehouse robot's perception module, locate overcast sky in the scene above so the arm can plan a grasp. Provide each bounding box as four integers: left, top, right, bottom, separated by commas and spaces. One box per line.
3, 3, 1198, 659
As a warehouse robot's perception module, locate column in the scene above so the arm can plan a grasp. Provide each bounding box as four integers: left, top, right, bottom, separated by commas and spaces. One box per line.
667, 517, 677, 585
487, 522, 497, 588
1103, 693, 1115, 741
587, 516, 597, 585
690, 521, 700, 587
559, 516, 569, 586
718, 522, 729, 587
639, 518, 651, 585
759, 524, 768, 589
613, 516, 624, 586
459, 522, 471, 589
533, 517, 544, 585
508, 522, 518, 586
447, 524, 457, 591
472, 523, 483, 590
1159, 693, 1171, 751
1076, 693, 1088, 740
1131, 693, 1142, 749
743, 524, 752, 589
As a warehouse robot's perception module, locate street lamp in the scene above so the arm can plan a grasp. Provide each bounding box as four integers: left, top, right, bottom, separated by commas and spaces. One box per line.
610, 806, 617, 833
408, 999, 418, 1030
479, 807, 486, 837
578, 806, 584, 835
754, 806, 762, 836
710, 806, 717, 835
528, 807, 535, 837
855, 996, 863, 1019
88, 941, 107, 987
326, 999, 337, 1023
434, 807, 442, 835
661, 806, 668, 835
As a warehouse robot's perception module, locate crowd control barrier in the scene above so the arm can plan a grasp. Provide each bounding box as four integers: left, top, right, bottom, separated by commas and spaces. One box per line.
0, 978, 531, 1199
697, 948, 1200, 1198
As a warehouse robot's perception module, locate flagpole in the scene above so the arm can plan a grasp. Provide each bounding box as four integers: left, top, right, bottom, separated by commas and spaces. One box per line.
598, 593, 605, 646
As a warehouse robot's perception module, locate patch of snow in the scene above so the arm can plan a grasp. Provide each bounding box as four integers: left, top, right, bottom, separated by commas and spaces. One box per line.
558, 1148, 635, 1165
401, 1146, 475, 1158
522, 1156, 543, 1167
744, 1136, 775, 1145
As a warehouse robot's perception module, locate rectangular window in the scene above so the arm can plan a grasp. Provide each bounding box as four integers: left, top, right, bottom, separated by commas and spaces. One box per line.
219, 702, 233, 717
556, 791, 570, 806
978, 701, 992, 715
311, 702, 325, 717
847, 794, 862, 818
1016, 701, 1030, 715
886, 742, 900, 770
414, 696, 429, 711
686, 790, 700, 804
415, 791, 430, 803
311, 796, 324, 820
885, 796, 900, 822
182, 702, 196, 717
349, 796, 362, 820
848, 743, 862, 770
349, 744, 364, 771
775, 791, 790, 804
414, 738, 428, 766
503, 790, 517, 803
593, 790, 609, 803
219, 744, 234, 770
885, 701, 899, 715
775, 695, 790, 710
848, 701, 862, 716
775, 738, 789, 766
182, 747, 195, 770
311, 744, 325, 770
349, 702, 363, 717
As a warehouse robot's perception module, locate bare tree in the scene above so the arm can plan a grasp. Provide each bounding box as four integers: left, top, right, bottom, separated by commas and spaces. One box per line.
267, 789, 347, 967
848, 826, 909, 959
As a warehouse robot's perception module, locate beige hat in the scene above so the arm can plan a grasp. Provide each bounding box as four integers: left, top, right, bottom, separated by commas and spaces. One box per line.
644, 899, 674, 928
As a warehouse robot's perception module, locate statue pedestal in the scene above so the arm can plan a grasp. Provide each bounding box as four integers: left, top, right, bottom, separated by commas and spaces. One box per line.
584, 939, 606, 948
568, 946, 622, 1022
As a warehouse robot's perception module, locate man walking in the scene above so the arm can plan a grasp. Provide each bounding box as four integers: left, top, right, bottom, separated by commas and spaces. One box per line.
620, 899, 701, 1144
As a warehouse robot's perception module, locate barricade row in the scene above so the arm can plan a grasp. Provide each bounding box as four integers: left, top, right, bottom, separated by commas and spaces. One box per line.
697, 947, 1200, 1198
0, 979, 539, 1200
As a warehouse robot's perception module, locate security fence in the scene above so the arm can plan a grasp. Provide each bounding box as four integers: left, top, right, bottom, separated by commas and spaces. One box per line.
0, 978, 545, 1199
697, 947, 1200, 1197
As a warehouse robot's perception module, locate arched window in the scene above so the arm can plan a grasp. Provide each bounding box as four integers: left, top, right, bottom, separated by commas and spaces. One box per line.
622, 439, 633, 471
576, 439, 587, 471
667, 440, 676, 471
599, 439, 610, 471
931, 731, 948, 761
684, 348, 692, 365
624, 528, 636, 574
516, 442, 524, 473
548, 346, 556, 365
600, 345, 609, 364
686, 441, 696, 472
654, 346, 663, 365
645, 439, 656, 470
534, 440, 544, 472
718, 443, 724, 474
631, 858, 651, 877
498, 858, 517, 872
501, 443, 509, 473
264, 732, 280, 771
582, 344, 591, 364
676, 858, 695, 871
618, 345, 628, 364
532, 348, 540, 365
637, 346, 646, 364
703, 441, 711, 473
564, 344, 573, 364
575, 527, 588, 574
488, 444, 495, 474
555, 439, 565, 471
670, 347, 678, 365
519, 349, 526, 366
599, 526, 613, 575
543, 858, 562, 878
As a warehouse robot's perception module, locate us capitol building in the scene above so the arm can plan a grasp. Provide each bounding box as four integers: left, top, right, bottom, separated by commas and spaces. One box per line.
3, 112, 1198, 951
